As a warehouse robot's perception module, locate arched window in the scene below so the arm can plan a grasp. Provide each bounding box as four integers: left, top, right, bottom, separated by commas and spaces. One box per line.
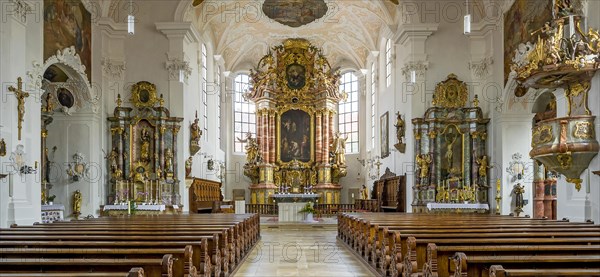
233, 74, 256, 153
201, 43, 208, 139
338, 71, 359, 153
370, 62, 376, 150
385, 39, 392, 87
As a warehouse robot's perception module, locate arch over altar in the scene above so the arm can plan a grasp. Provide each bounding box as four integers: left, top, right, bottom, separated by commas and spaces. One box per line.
243, 39, 347, 204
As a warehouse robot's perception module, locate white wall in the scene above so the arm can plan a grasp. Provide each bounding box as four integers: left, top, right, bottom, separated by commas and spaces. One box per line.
0, 3, 43, 227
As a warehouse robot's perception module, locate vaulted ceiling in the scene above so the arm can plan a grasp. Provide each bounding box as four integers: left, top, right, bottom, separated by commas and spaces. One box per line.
190, 0, 398, 71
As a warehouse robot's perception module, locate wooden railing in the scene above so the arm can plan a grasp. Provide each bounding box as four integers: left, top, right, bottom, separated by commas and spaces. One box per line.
245, 202, 381, 217
246, 204, 278, 215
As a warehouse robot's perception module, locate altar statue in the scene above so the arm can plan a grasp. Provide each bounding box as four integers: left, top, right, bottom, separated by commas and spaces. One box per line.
185, 156, 193, 177
332, 131, 347, 166
165, 148, 174, 173
73, 190, 82, 215
140, 127, 151, 163
360, 184, 369, 200
476, 155, 491, 178
416, 153, 432, 179
238, 132, 260, 164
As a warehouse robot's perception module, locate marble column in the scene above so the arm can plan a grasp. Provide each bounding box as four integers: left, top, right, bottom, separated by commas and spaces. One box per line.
316, 112, 322, 163
269, 111, 276, 163
533, 162, 545, 218
323, 112, 330, 163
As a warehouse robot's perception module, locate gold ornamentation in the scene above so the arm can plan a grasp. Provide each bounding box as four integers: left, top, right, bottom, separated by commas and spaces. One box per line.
566, 178, 582, 191
573, 121, 594, 139
432, 74, 469, 108
416, 153, 432, 179
8, 77, 30, 140
531, 125, 554, 147
43, 93, 54, 112
495, 179, 502, 215
73, 190, 82, 217
130, 81, 158, 109
428, 129, 438, 139
565, 81, 591, 116
476, 155, 492, 178
110, 127, 124, 135
116, 94, 122, 107
41, 130, 48, 138
556, 153, 572, 169
472, 95, 479, 107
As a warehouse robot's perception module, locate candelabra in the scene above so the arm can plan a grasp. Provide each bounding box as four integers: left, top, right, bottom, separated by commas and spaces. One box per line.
495, 179, 502, 215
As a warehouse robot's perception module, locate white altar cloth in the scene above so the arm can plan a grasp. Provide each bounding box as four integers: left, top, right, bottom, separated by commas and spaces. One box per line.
41, 204, 65, 211
278, 202, 309, 222
103, 204, 166, 211
426, 203, 489, 211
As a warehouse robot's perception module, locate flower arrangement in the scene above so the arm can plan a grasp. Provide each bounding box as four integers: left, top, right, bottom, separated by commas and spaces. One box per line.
298, 201, 316, 214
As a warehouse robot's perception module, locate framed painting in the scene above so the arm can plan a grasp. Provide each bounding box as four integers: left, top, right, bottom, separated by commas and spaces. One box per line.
279, 109, 312, 163
380, 112, 389, 158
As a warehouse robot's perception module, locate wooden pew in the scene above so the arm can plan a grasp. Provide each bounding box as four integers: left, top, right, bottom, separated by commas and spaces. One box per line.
0, 255, 173, 277
489, 265, 600, 276
0, 267, 145, 277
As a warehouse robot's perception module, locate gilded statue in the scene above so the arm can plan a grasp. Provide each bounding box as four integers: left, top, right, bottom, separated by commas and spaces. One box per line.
140, 127, 151, 163
238, 132, 260, 164
360, 184, 369, 200
107, 147, 119, 176
436, 185, 449, 203
476, 155, 492, 178
331, 131, 347, 166
416, 153, 432, 179
73, 190, 82, 215
165, 148, 174, 173
190, 111, 202, 155
8, 77, 30, 140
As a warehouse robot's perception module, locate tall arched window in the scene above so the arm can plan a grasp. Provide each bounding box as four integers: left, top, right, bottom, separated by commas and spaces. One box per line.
370, 62, 376, 150
233, 74, 256, 153
385, 39, 392, 87
201, 43, 208, 139
338, 71, 359, 153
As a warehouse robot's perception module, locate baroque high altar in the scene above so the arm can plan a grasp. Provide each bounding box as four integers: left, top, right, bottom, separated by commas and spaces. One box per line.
243, 39, 347, 204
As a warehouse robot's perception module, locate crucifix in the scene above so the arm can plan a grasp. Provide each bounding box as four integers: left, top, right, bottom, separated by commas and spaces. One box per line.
8, 77, 30, 140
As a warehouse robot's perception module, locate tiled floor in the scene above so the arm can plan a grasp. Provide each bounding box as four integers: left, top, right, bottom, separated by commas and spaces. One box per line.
233, 222, 374, 277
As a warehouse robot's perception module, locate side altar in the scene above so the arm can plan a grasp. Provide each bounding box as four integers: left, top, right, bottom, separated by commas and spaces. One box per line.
412, 74, 491, 213
242, 39, 348, 204
104, 81, 183, 214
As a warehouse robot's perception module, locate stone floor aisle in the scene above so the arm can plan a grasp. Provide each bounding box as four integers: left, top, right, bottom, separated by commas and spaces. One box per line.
232, 223, 374, 277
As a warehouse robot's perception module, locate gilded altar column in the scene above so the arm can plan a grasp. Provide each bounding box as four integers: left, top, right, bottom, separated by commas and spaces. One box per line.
323, 111, 330, 163
269, 111, 276, 163
316, 112, 322, 163
533, 162, 545, 218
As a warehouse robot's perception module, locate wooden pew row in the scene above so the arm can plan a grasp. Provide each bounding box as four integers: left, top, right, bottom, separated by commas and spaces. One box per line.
0, 255, 172, 277
3, 213, 260, 277
489, 265, 600, 276
452, 252, 600, 277
424, 243, 600, 276
0, 246, 196, 277
0, 240, 212, 277
337, 213, 600, 277
0, 267, 145, 277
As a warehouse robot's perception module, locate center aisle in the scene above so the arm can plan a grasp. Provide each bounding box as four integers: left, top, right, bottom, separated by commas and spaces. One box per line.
232, 220, 373, 277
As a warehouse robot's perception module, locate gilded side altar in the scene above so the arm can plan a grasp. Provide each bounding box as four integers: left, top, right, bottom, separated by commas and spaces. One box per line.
106, 81, 183, 211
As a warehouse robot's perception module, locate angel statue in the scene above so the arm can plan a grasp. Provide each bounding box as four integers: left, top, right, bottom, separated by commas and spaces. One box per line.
476, 155, 493, 179
331, 131, 347, 166
237, 132, 260, 164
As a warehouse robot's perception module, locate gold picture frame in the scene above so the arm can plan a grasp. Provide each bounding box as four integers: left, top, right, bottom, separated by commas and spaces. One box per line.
276, 107, 314, 166
130, 81, 158, 109
380, 111, 389, 158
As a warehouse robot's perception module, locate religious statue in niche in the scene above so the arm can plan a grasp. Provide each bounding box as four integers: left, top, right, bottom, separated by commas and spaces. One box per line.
105, 147, 121, 179
140, 127, 151, 163
8, 77, 30, 140
393, 112, 406, 153
190, 111, 202, 156
331, 131, 347, 166
165, 148, 174, 174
